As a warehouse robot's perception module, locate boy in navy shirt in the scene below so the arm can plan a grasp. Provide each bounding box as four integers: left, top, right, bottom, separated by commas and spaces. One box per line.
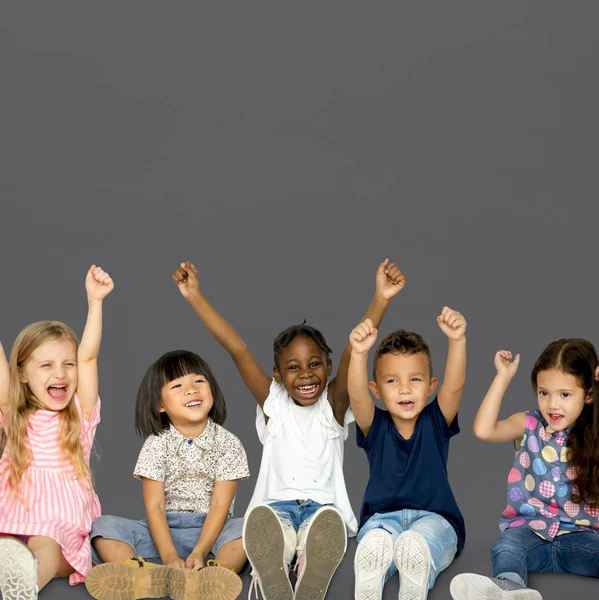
348, 297, 467, 600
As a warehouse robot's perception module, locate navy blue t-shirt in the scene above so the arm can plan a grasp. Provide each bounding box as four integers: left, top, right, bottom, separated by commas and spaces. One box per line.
357, 397, 465, 554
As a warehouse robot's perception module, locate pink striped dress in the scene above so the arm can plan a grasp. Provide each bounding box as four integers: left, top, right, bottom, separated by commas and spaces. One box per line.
0, 394, 101, 585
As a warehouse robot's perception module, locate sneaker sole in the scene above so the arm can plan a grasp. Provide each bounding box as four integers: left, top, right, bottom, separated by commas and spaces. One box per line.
449, 574, 542, 600
169, 565, 242, 600
394, 531, 431, 600
354, 529, 393, 600
243, 505, 294, 600
295, 507, 347, 600
85, 562, 171, 600
0, 537, 37, 600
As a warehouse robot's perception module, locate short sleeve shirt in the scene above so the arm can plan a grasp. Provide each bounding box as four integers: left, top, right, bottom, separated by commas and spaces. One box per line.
134, 419, 250, 515
357, 398, 465, 554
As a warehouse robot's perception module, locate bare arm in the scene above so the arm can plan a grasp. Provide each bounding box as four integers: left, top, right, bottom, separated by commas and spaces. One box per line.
347, 320, 379, 436
173, 263, 271, 406
142, 478, 186, 568
329, 260, 405, 424
473, 351, 526, 443
186, 480, 238, 569
77, 266, 114, 420
436, 308, 467, 425
0, 342, 9, 418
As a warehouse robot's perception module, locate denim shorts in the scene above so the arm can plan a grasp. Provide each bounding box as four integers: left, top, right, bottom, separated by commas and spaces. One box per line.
90, 512, 247, 572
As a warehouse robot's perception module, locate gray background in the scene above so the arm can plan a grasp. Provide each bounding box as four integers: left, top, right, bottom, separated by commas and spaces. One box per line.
1, 1, 598, 598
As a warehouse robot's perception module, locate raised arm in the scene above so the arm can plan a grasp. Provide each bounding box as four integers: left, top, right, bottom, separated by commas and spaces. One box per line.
347, 320, 379, 435
0, 342, 9, 418
328, 259, 405, 424
472, 350, 526, 443
436, 307, 467, 425
173, 262, 271, 407
77, 265, 114, 420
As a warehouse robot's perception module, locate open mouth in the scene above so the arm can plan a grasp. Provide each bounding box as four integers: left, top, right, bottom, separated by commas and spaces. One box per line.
47, 384, 68, 402
397, 400, 416, 410
548, 413, 564, 424
296, 384, 319, 400
185, 400, 203, 409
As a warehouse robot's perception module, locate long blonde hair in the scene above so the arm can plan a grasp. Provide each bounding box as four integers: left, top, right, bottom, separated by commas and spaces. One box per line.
0, 321, 92, 497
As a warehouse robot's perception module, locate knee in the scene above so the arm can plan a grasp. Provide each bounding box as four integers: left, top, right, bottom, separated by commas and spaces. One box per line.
491, 532, 521, 558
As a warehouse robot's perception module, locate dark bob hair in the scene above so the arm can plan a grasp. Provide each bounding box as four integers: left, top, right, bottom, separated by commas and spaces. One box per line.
135, 350, 227, 437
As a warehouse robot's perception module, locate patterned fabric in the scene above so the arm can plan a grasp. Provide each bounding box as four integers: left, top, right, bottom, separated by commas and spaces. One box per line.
0, 394, 102, 585
134, 419, 249, 515
499, 408, 599, 538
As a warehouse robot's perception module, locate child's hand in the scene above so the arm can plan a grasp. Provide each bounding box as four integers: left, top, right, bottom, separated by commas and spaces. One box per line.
376, 259, 405, 301
437, 307, 466, 341
164, 556, 187, 569
172, 261, 200, 298
185, 552, 205, 570
85, 265, 114, 301
494, 350, 520, 380
350, 319, 378, 354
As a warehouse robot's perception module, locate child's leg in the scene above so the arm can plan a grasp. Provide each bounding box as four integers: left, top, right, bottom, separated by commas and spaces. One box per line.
392, 512, 457, 600
294, 503, 346, 600
555, 530, 599, 578
28, 535, 74, 590
491, 526, 552, 586
211, 518, 248, 573
354, 513, 404, 600
86, 515, 173, 600
449, 527, 549, 600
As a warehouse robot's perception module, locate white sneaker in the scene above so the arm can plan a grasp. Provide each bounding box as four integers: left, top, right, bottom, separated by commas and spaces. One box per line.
0, 537, 38, 600
393, 531, 431, 600
354, 529, 393, 600
449, 573, 542, 600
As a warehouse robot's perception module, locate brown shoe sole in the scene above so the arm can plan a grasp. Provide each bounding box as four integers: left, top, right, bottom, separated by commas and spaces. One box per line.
85, 562, 171, 600
169, 565, 242, 600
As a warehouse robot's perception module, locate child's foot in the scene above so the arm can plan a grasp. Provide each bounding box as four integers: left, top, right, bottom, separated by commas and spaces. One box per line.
243, 504, 294, 600
449, 573, 542, 600
169, 560, 242, 600
393, 531, 431, 600
354, 529, 393, 600
294, 506, 347, 600
85, 556, 172, 600
0, 536, 38, 600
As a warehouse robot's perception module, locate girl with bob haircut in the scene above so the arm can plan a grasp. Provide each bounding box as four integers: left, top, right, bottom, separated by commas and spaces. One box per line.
86, 349, 250, 600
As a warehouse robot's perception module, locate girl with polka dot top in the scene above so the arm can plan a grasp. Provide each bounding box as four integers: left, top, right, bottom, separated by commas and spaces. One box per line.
450, 339, 599, 600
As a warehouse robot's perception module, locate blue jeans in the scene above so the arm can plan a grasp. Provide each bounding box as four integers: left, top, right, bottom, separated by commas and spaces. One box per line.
266, 499, 342, 565
268, 499, 330, 532
90, 513, 247, 572
357, 509, 458, 588
492, 527, 599, 586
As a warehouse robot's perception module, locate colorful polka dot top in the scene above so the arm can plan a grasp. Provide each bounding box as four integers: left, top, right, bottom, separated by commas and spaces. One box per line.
499, 409, 599, 538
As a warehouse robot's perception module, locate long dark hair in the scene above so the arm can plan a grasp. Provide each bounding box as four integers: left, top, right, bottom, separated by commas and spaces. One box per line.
531, 338, 599, 507
135, 350, 227, 437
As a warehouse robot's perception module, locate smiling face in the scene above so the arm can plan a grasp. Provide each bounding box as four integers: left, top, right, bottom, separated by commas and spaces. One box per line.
273, 336, 332, 406
536, 368, 593, 431
160, 372, 214, 430
19, 338, 78, 411
370, 351, 437, 423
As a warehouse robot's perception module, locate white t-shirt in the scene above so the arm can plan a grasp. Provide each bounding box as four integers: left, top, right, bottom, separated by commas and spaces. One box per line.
245, 380, 358, 536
